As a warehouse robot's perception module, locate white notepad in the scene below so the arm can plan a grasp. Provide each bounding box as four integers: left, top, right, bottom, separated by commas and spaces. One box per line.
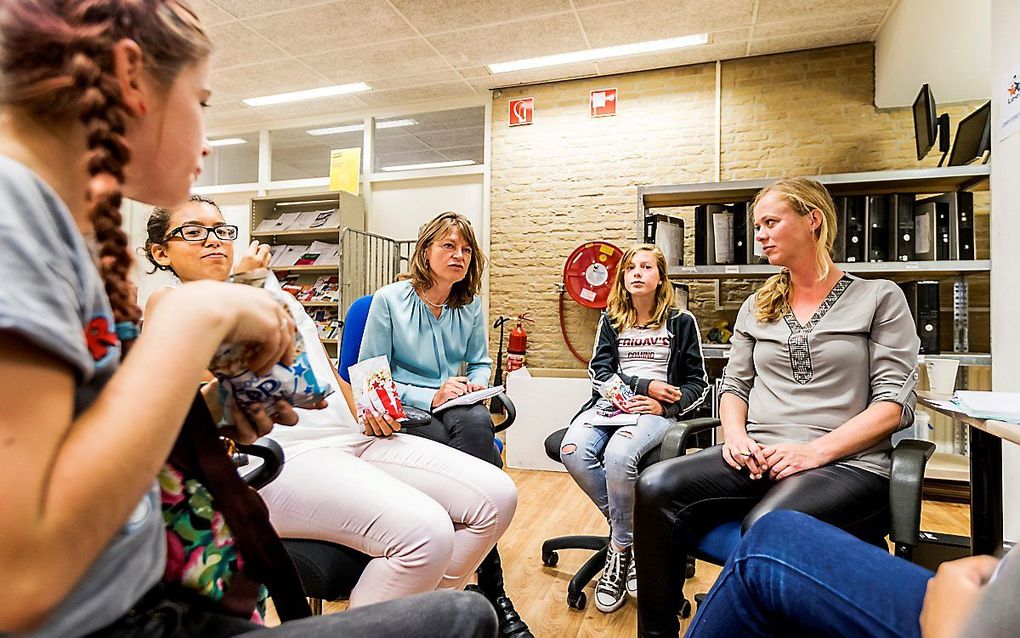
432, 385, 505, 413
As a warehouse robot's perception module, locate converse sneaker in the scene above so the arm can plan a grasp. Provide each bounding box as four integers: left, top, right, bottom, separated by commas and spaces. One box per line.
625, 551, 637, 598
595, 544, 630, 613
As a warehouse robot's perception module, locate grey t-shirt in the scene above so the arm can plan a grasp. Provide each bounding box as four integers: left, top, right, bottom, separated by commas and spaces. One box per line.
0, 156, 164, 637
720, 274, 920, 477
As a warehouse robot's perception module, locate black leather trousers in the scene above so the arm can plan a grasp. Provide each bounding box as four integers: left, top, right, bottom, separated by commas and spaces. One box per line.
633, 445, 889, 638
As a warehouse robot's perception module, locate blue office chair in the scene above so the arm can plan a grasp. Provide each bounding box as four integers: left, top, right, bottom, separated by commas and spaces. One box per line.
542, 417, 934, 614
283, 293, 515, 613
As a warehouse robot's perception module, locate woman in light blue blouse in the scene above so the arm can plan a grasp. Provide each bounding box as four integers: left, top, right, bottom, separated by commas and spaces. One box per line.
359, 211, 532, 638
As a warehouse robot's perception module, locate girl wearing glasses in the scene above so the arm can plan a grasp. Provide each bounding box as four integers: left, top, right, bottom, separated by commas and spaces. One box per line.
0, 0, 496, 636
145, 195, 518, 612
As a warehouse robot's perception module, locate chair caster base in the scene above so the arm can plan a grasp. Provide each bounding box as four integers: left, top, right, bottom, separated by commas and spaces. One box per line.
542, 550, 559, 567
567, 591, 587, 610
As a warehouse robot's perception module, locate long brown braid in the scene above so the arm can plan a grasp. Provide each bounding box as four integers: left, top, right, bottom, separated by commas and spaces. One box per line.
0, 0, 211, 344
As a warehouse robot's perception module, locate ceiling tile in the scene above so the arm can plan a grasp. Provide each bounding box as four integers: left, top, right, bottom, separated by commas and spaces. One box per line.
413, 127, 486, 149
753, 9, 886, 39
243, 1, 417, 57
755, 0, 892, 24
374, 133, 433, 154
213, 0, 338, 20
427, 13, 588, 68
301, 38, 450, 83
595, 41, 748, 75
192, 0, 236, 26
470, 62, 599, 90
435, 145, 484, 163
252, 94, 368, 120
204, 107, 270, 131
370, 70, 466, 90
711, 28, 752, 44
748, 26, 876, 56
577, 0, 755, 47
457, 66, 492, 78
388, 0, 573, 35
207, 22, 289, 69
357, 80, 478, 108
211, 59, 329, 99
375, 149, 450, 167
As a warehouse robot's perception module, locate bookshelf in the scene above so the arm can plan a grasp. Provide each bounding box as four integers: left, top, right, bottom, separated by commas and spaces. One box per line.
250, 190, 366, 351
639, 166, 992, 495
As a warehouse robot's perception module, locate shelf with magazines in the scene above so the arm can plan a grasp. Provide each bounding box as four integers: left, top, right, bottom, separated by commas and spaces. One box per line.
250, 190, 366, 350
640, 166, 992, 498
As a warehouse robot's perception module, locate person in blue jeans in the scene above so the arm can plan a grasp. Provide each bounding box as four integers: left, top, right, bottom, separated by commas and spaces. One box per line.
560, 244, 709, 613
688, 510, 1015, 638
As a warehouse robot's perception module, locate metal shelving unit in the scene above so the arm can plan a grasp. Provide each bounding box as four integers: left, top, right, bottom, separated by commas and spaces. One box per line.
641, 166, 992, 490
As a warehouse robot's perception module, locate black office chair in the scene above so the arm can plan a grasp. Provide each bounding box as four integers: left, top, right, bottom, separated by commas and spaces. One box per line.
541, 417, 935, 612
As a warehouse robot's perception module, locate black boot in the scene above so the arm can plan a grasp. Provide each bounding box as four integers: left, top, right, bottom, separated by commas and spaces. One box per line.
476, 547, 533, 638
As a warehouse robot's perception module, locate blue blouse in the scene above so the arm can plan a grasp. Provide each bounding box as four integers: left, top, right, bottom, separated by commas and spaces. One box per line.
359, 280, 492, 409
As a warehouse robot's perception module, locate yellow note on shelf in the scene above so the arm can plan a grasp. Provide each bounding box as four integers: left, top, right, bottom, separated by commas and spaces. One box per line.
328, 147, 361, 195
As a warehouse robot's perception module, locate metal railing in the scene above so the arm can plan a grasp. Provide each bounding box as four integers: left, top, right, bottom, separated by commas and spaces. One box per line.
339, 227, 415, 319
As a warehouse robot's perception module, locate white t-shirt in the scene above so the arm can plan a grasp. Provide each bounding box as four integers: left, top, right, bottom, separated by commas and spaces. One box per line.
617, 323, 671, 382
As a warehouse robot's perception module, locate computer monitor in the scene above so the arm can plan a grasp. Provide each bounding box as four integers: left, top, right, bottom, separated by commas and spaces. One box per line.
948, 100, 991, 166
913, 84, 937, 161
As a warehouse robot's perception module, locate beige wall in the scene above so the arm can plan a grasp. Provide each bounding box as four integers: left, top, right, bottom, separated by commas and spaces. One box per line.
489, 43, 989, 369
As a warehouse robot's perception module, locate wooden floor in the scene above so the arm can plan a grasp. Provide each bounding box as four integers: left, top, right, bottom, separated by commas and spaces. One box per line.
271, 468, 970, 636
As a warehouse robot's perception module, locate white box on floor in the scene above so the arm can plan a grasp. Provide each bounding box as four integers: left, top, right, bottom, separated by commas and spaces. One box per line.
504, 367, 592, 471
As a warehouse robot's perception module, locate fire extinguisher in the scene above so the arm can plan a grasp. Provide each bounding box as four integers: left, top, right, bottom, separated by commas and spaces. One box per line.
505, 314, 533, 374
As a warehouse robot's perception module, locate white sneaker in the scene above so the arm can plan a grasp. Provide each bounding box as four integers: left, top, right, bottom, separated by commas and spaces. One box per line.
595, 545, 630, 613
626, 551, 637, 598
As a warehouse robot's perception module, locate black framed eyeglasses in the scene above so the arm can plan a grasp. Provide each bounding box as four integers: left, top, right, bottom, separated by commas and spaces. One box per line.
165, 224, 239, 242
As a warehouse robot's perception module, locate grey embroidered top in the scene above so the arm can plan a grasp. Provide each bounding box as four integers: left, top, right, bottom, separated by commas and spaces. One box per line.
720, 274, 920, 477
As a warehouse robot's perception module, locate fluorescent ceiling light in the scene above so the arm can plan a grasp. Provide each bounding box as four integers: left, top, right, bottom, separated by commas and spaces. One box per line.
305, 118, 417, 136
487, 33, 709, 74
243, 82, 371, 107
381, 160, 476, 172
208, 137, 247, 147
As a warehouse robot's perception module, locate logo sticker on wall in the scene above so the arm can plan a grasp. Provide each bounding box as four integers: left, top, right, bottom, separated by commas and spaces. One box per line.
590, 88, 617, 118
509, 97, 534, 127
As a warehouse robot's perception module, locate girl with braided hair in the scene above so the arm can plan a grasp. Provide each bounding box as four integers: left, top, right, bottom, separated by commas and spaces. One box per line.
0, 1, 495, 637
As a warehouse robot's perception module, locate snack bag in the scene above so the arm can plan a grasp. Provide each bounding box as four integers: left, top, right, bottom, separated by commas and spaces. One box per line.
600, 374, 635, 414
348, 356, 409, 422
209, 269, 333, 424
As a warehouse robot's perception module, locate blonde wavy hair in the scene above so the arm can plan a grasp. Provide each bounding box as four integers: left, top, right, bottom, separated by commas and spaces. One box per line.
751, 177, 839, 323
400, 211, 486, 309
606, 244, 677, 332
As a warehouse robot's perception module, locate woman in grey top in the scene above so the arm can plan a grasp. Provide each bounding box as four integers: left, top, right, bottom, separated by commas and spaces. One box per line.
632, 178, 920, 638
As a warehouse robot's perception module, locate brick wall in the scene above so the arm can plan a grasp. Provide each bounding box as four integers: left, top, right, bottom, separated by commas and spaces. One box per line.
489, 43, 989, 370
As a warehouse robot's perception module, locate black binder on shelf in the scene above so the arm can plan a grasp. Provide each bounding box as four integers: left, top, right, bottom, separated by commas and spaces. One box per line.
900, 280, 941, 354
730, 202, 752, 265
890, 193, 917, 261
866, 195, 890, 262
836, 196, 867, 263
913, 199, 952, 260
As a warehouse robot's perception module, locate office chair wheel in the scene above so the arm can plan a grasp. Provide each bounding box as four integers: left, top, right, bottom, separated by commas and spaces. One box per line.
686, 556, 696, 579
567, 591, 587, 610
542, 550, 559, 567
679, 598, 693, 619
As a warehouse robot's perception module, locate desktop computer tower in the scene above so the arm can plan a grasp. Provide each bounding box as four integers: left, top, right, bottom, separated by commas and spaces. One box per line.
900, 280, 941, 354
913, 199, 952, 260
835, 196, 867, 263
890, 193, 917, 261
695, 204, 736, 265
730, 202, 753, 265
867, 195, 890, 262
915, 192, 975, 260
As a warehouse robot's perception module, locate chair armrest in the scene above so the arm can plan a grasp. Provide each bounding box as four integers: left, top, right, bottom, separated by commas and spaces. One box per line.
659, 418, 722, 461
236, 437, 285, 491
888, 439, 936, 548
491, 392, 516, 433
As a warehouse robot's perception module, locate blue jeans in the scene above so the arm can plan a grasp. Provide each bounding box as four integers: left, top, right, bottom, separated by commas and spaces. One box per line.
687, 510, 933, 638
560, 409, 672, 548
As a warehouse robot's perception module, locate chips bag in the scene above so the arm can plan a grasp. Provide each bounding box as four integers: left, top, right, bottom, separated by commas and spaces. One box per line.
348, 356, 408, 422
209, 269, 333, 424
599, 374, 636, 414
